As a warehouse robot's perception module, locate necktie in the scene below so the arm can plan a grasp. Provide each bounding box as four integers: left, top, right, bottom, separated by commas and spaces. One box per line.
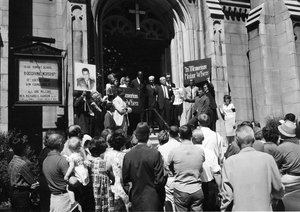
164, 86, 169, 99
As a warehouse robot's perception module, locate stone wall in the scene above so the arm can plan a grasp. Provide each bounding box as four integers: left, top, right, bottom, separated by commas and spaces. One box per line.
224, 18, 253, 123
0, 0, 9, 132
32, 0, 69, 129
248, 0, 300, 124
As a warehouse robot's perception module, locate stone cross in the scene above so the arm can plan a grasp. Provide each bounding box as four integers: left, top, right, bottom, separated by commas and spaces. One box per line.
129, 2, 145, 30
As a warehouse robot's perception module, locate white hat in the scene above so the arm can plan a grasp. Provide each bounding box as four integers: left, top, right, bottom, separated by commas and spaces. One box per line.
82, 134, 92, 147
278, 121, 296, 138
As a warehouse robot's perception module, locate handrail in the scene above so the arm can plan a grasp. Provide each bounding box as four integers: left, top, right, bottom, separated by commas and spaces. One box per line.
144, 108, 170, 130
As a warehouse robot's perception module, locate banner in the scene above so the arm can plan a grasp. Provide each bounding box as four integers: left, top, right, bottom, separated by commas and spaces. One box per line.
183, 58, 212, 85
123, 87, 142, 113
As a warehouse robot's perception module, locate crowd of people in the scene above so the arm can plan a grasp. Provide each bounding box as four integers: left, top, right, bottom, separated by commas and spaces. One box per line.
6, 72, 300, 212
73, 71, 226, 138
6, 109, 300, 211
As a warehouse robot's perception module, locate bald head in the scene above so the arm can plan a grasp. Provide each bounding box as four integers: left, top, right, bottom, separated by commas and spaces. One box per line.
192, 129, 204, 145
236, 125, 255, 148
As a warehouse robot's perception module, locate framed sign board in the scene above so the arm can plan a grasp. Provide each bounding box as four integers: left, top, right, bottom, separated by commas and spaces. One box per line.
17, 58, 62, 104
183, 58, 212, 86
13, 42, 63, 106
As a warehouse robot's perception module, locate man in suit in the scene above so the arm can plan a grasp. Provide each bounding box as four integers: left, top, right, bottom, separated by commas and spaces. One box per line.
188, 87, 210, 127
166, 74, 175, 88
157, 76, 174, 129
76, 68, 95, 91
103, 102, 116, 130
122, 122, 166, 211
130, 71, 146, 132
203, 82, 218, 131
146, 76, 158, 128
220, 125, 284, 211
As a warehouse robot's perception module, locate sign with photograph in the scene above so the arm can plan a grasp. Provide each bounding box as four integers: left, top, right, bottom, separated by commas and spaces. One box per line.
183, 58, 212, 86
74, 62, 97, 91
123, 88, 142, 113
18, 59, 61, 104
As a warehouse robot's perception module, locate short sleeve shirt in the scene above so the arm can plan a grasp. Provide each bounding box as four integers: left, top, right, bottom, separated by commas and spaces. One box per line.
43, 151, 69, 193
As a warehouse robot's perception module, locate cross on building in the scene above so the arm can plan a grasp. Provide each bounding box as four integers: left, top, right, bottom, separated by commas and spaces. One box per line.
129, 2, 146, 30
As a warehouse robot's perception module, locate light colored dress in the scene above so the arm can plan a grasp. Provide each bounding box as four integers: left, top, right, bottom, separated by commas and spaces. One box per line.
89, 155, 114, 212
221, 103, 236, 136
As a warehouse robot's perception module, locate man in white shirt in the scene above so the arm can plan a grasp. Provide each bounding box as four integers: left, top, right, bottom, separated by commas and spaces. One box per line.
192, 128, 221, 211
158, 126, 181, 211
197, 113, 225, 164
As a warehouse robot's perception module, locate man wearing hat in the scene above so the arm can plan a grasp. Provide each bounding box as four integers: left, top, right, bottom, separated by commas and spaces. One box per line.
146, 76, 159, 128
122, 122, 166, 211
276, 120, 300, 210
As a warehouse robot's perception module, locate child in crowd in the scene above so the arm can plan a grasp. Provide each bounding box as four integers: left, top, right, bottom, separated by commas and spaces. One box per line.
64, 137, 90, 210
88, 137, 115, 212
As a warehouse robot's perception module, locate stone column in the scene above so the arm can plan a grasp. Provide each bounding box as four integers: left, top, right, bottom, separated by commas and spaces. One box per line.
248, 0, 300, 123
66, 0, 88, 126
0, 0, 9, 131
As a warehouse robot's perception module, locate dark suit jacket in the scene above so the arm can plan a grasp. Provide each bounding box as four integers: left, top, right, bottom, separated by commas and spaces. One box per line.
146, 84, 158, 108
193, 94, 211, 116
76, 77, 95, 90
131, 78, 145, 91
122, 143, 166, 211
104, 112, 116, 130
157, 85, 174, 110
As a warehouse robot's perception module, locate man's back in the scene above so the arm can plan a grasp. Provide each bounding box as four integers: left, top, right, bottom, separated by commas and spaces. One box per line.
221, 147, 284, 211
122, 143, 165, 211
168, 142, 205, 193
201, 127, 223, 162
43, 151, 69, 193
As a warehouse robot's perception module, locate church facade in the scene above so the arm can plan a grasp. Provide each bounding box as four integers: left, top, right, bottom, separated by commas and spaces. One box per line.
0, 0, 299, 145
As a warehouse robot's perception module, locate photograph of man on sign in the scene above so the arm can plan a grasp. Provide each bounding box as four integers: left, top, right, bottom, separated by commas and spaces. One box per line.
74, 63, 97, 91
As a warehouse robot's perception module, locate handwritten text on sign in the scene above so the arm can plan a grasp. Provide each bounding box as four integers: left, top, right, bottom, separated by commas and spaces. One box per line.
19, 59, 60, 102
183, 58, 211, 85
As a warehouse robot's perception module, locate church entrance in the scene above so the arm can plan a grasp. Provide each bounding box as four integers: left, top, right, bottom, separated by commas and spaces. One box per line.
100, 0, 173, 84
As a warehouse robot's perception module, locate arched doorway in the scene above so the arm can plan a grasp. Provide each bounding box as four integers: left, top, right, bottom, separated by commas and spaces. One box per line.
92, 0, 197, 90
100, 0, 174, 85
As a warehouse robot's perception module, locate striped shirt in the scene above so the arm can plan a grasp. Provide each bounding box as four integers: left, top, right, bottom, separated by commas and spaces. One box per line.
8, 155, 36, 188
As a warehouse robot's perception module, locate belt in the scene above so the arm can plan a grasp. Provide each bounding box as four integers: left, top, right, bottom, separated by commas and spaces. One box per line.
286, 172, 300, 176
52, 190, 68, 195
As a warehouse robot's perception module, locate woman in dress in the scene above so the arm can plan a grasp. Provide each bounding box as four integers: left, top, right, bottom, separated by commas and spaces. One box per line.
107, 130, 130, 212
219, 95, 236, 143
88, 137, 115, 212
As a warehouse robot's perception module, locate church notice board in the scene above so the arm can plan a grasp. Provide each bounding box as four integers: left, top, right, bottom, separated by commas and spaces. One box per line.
183, 58, 211, 86
16, 58, 62, 105
123, 88, 142, 113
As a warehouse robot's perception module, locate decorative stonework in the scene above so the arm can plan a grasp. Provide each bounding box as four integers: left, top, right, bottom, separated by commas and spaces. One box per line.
245, 3, 264, 30
284, 0, 300, 21
221, 0, 250, 21
206, 0, 225, 19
